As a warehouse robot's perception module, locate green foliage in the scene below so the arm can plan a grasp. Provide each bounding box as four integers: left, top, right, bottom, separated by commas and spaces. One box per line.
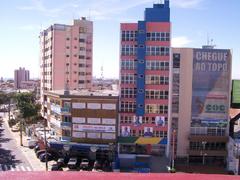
0, 92, 16, 104
15, 92, 40, 125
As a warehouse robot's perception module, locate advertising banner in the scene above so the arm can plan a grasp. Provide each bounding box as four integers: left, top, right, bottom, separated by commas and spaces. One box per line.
191, 49, 231, 127
231, 80, 240, 108
72, 124, 116, 133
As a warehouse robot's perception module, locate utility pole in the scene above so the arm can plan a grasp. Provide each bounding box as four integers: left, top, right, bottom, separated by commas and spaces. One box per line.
20, 118, 23, 146
8, 96, 10, 120
171, 129, 176, 170
44, 120, 48, 171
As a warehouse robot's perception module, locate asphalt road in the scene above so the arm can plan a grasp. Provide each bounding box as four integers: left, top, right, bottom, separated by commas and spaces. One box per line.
0, 112, 33, 171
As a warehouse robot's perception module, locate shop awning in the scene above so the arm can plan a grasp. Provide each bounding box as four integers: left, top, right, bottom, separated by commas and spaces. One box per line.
135, 137, 161, 145
118, 137, 138, 144
159, 137, 167, 145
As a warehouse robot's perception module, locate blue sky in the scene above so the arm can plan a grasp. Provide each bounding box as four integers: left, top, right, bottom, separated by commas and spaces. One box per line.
0, 0, 239, 79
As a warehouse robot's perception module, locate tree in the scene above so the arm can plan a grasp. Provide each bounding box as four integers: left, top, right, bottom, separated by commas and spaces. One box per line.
14, 92, 41, 146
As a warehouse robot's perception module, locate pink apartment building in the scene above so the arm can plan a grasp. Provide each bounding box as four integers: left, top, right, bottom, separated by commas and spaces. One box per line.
14, 67, 30, 89
39, 18, 93, 117
119, 1, 171, 158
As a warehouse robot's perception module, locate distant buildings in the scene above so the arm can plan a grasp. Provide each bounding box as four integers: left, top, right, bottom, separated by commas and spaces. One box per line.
14, 67, 30, 89
119, 1, 170, 158
169, 47, 232, 167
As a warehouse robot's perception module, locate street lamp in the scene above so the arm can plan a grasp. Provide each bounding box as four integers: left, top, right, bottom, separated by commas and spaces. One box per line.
44, 119, 48, 171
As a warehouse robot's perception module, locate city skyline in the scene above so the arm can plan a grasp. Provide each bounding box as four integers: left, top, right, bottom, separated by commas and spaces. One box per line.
0, 0, 240, 79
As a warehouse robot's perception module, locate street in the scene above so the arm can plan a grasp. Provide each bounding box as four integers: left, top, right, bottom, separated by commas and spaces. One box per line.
0, 112, 33, 171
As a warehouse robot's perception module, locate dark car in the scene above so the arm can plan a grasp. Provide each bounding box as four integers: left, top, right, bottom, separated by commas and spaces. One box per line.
36, 150, 46, 158
51, 164, 63, 171
67, 158, 79, 169
39, 153, 53, 162
93, 160, 102, 170
80, 158, 89, 170
57, 158, 68, 167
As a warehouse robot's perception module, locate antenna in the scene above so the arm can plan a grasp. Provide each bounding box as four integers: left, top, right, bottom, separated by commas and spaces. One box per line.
207, 33, 209, 45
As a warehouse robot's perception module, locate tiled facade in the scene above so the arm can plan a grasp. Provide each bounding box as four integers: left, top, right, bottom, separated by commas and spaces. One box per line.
119, 1, 171, 155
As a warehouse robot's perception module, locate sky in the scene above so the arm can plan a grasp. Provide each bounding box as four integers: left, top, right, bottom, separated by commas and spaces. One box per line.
0, 0, 240, 79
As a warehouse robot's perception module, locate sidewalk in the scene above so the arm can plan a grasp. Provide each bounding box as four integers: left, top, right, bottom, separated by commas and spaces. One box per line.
3, 113, 53, 171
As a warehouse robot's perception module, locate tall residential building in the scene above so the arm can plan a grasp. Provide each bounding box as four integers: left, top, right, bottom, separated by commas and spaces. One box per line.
40, 18, 93, 114
14, 67, 30, 89
169, 47, 232, 167
119, 1, 171, 156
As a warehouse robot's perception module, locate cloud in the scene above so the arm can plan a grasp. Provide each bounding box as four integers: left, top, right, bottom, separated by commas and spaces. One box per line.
17, 0, 72, 17
18, 25, 41, 31
172, 36, 192, 47
171, 0, 205, 9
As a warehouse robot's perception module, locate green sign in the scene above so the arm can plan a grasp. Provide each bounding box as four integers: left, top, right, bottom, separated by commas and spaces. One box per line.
232, 80, 240, 104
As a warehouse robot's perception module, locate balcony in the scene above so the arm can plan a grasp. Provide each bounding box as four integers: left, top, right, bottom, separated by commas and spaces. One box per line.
61, 107, 71, 114
61, 121, 72, 128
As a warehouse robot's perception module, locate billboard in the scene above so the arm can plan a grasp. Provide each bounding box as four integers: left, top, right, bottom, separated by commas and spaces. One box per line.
231, 80, 240, 108
191, 49, 231, 127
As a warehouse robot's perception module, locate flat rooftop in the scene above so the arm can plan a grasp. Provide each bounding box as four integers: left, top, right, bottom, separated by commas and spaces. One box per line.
45, 89, 119, 97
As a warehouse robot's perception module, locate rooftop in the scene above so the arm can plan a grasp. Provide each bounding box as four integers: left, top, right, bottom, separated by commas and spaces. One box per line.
46, 89, 119, 97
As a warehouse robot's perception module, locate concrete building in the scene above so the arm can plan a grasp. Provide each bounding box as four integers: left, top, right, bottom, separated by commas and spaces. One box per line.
39, 18, 93, 113
169, 47, 232, 167
20, 80, 39, 90
43, 90, 118, 161
118, 1, 170, 156
14, 67, 30, 89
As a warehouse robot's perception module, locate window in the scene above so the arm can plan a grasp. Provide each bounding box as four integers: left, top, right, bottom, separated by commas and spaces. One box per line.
121, 30, 137, 41
173, 53, 180, 68
80, 47, 85, 51
66, 54, 70, 57
62, 130, 71, 137
145, 75, 169, 85
146, 46, 169, 56
121, 45, 137, 56
121, 60, 137, 70
79, 55, 85, 59
120, 115, 133, 124
121, 88, 137, 98
145, 90, 168, 99
146, 61, 169, 70
145, 104, 168, 114
120, 101, 136, 112
121, 74, 136, 84
146, 32, 170, 41
79, 39, 85, 42
66, 46, 70, 49
78, 80, 85, 84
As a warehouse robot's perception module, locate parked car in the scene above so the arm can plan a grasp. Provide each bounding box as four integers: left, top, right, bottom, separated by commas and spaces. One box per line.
27, 139, 38, 149
34, 144, 40, 153
57, 158, 68, 167
80, 158, 89, 170
39, 153, 53, 162
67, 158, 79, 169
11, 125, 19, 132
51, 164, 63, 171
36, 150, 46, 158
93, 160, 102, 170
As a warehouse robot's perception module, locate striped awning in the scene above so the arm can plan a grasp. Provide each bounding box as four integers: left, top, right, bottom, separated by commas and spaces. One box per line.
135, 137, 161, 145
